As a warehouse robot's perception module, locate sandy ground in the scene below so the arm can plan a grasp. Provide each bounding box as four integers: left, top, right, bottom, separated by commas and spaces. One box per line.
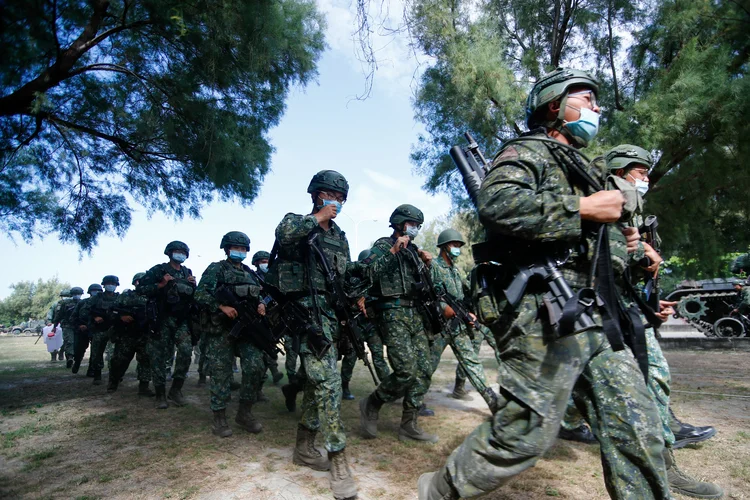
0, 337, 748, 500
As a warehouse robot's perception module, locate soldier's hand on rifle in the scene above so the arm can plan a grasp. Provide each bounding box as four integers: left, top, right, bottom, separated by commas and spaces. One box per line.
621, 227, 641, 254
257, 303, 266, 316
579, 191, 625, 223
94, 316, 104, 324
157, 274, 175, 289
418, 249, 433, 265
79, 325, 88, 331
121, 315, 135, 324
314, 203, 338, 224
655, 300, 677, 322
356, 297, 367, 316
443, 305, 457, 319
468, 312, 477, 327
219, 305, 238, 319
390, 236, 410, 254
188, 275, 197, 285
641, 242, 663, 274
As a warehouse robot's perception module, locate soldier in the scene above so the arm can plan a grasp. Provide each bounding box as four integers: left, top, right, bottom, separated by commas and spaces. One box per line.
251, 250, 284, 393
107, 273, 155, 396
428, 229, 497, 412
419, 68, 670, 499
139, 241, 197, 409
70, 284, 102, 374
53, 286, 84, 368
87, 275, 120, 385
265, 170, 359, 500
358, 204, 439, 444
195, 231, 267, 437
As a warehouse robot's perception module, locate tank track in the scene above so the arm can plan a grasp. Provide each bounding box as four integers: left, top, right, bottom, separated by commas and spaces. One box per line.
675, 291, 737, 337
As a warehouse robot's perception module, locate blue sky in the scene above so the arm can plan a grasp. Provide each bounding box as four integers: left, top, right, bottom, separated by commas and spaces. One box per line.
0, 1, 451, 299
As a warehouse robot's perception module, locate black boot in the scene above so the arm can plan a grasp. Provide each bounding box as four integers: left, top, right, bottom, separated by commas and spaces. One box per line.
50, 352, 57, 362
342, 381, 355, 400
107, 374, 119, 393
270, 365, 284, 385
197, 373, 207, 386
66, 359, 73, 369
86, 366, 94, 377
558, 424, 598, 444
670, 407, 717, 449
155, 385, 169, 409
58, 351, 65, 361
418, 403, 435, 417
167, 378, 187, 406
212, 409, 232, 438
71, 358, 82, 374
138, 381, 155, 397
92, 369, 102, 386
282, 380, 302, 412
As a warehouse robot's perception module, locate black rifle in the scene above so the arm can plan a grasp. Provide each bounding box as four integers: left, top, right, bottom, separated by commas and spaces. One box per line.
435, 287, 477, 339
450, 132, 596, 336
215, 285, 283, 359
308, 233, 379, 385
402, 243, 448, 335
639, 215, 660, 312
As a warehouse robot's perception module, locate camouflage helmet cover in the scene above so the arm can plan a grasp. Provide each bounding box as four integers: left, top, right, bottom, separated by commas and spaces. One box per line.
132, 272, 146, 286
526, 67, 599, 128
437, 228, 466, 247
69, 286, 84, 295
101, 275, 120, 286
307, 170, 349, 200
358, 249, 372, 261
220, 231, 250, 250
251, 250, 270, 264
59, 289, 71, 297
606, 144, 654, 172
389, 204, 424, 226
164, 240, 189, 257
87, 283, 103, 293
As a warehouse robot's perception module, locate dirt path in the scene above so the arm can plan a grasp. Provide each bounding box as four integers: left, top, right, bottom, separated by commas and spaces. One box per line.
1, 338, 748, 499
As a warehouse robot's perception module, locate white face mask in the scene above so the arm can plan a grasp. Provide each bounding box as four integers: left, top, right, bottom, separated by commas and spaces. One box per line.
404, 225, 420, 239
171, 252, 187, 263
629, 175, 649, 195
259, 263, 268, 273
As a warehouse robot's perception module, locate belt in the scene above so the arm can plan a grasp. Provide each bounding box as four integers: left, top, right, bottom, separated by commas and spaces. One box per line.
374, 298, 416, 310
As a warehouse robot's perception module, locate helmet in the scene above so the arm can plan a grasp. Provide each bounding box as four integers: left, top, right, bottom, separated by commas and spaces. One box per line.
251, 250, 270, 265
307, 170, 349, 200
69, 286, 84, 296
437, 228, 466, 248
526, 67, 599, 128
101, 275, 120, 286
220, 231, 250, 250
87, 284, 103, 293
164, 240, 190, 257
606, 144, 653, 172
59, 289, 71, 297
132, 272, 146, 286
358, 249, 372, 261
389, 204, 424, 226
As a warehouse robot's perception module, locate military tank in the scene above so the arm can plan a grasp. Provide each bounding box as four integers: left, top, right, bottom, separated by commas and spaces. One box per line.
664, 278, 746, 337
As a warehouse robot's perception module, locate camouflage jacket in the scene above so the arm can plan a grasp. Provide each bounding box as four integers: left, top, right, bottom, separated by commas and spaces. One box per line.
52, 297, 80, 326
739, 287, 750, 315
111, 289, 152, 336
431, 255, 469, 309
138, 262, 195, 314
195, 259, 262, 332
365, 237, 426, 304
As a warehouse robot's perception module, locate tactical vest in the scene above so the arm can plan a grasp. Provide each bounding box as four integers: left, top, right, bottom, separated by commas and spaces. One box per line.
267, 223, 349, 294
88, 292, 119, 332
217, 260, 261, 299
369, 237, 421, 299
157, 263, 195, 311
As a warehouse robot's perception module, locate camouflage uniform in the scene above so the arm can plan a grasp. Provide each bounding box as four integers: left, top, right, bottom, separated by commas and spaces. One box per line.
109, 289, 153, 388
139, 263, 195, 387
70, 298, 93, 370
195, 259, 266, 411
430, 133, 668, 499
429, 256, 493, 407
284, 334, 300, 382
86, 291, 119, 377
340, 306, 391, 385
52, 297, 80, 360
738, 286, 750, 314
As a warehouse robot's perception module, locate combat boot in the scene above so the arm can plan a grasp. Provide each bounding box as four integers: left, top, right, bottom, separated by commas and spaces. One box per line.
450, 376, 472, 401
167, 378, 186, 406
328, 448, 357, 500
229, 379, 241, 391
342, 381, 355, 400
418, 469, 460, 500
664, 448, 724, 498
235, 399, 262, 434
50, 352, 57, 362
558, 424, 597, 444
359, 392, 384, 439
138, 381, 155, 397
282, 381, 302, 412
66, 359, 73, 369
154, 384, 169, 409
197, 373, 207, 386
293, 424, 330, 471
257, 389, 269, 403
270, 364, 284, 385
212, 409, 233, 438
58, 351, 65, 361
399, 409, 439, 443
92, 369, 102, 385
418, 403, 435, 417
86, 366, 94, 377
107, 375, 119, 393
670, 407, 717, 449
71, 358, 82, 374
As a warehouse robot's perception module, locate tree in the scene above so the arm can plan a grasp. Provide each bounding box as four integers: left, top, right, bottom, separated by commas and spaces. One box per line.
0, 277, 71, 325
0, 0, 326, 250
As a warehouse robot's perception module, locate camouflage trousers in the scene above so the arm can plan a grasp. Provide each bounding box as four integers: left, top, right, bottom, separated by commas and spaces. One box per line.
205, 331, 265, 411
89, 329, 111, 371
430, 323, 492, 407
340, 328, 391, 383
61, 323, 75, 359
298, 312, 346, 452
284, 334, 299, 381
110, 334, 151, 382
340, 350, 357, 383
196, 332, 208, 377
147, 316, 192, 387
443, 295, 668, 499
373, 306, 432, 411
73, 329, 90, 364
562, 327, 674, 446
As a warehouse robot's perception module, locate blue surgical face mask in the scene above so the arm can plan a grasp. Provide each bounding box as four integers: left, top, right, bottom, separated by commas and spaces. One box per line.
229, 250, 247, 262
564, 106, 600, 145
104, 284, 117, 293
259, 263, 268, 273
171, 252, 187, 263
449, 247, 461, 258
90, 291, 101, 297
318, 199, 342, 214
630, 176, 650, 196
405, 225, 420, 239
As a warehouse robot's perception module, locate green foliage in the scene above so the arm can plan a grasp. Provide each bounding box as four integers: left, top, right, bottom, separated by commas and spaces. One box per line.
0, 0, 326, 250
0, 277, 71, 325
